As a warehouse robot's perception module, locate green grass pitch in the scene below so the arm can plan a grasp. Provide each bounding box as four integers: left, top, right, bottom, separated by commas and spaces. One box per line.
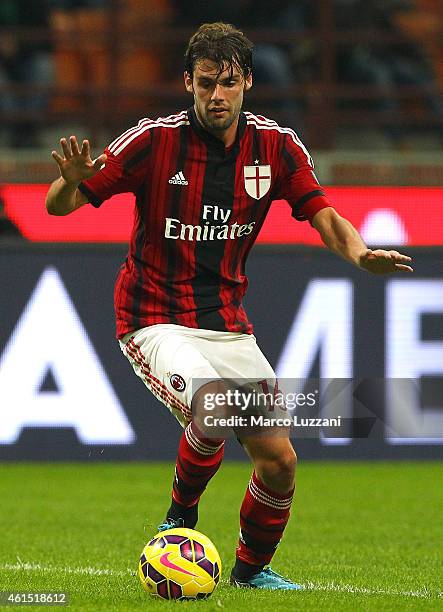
0, 461, 441, 611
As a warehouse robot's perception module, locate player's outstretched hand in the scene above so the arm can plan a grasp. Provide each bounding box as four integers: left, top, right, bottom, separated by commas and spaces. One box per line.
51, 136, 107, 185
359, 249, 413, 274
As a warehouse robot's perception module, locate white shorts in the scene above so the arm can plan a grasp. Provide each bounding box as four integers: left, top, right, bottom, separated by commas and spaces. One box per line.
119, 324, 276, 428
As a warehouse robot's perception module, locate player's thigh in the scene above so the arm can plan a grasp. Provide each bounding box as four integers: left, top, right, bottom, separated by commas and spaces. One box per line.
119, 326, 219, 428
208, 334, 292, 426
203, 334, 276, 381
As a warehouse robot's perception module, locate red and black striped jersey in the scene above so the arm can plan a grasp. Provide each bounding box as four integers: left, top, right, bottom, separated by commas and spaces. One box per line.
79, 107, 331, 338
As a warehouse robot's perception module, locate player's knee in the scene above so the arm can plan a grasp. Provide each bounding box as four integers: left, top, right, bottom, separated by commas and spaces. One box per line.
275, 449, 297, 480
256, 448, 296, 491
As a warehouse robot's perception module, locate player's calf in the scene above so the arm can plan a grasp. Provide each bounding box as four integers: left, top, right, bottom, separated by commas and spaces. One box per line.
164, 422, 224, 528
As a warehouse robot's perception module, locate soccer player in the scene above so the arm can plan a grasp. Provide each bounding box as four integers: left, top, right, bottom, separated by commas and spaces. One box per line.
46, 22, 413, 590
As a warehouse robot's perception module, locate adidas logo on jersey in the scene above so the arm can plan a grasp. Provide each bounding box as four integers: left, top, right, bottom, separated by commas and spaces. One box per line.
169, 171, 188, 185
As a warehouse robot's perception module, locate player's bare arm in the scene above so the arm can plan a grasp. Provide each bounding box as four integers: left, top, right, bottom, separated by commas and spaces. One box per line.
46, 136, 107, 216
312, 206, 413, 274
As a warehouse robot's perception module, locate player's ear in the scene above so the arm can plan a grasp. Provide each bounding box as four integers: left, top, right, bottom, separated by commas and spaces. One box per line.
244, 72, 252, 92
184, 71, 194, 93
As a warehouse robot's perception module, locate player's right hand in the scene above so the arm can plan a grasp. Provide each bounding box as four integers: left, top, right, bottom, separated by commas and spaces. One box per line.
51, 136, 107, 185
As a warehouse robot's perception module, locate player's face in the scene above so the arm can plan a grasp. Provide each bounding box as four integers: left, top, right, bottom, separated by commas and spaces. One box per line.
185, 59, 252, 137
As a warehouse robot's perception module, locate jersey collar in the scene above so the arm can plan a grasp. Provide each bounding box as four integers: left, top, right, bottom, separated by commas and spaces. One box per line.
187, 106, 247, 152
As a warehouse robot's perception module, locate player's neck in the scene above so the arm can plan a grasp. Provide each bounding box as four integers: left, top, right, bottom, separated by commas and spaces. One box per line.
194, 106, 239, 148
216, 120, 238, 148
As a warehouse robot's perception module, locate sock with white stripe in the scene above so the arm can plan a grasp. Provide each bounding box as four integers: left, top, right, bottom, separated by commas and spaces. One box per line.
165, 422, 224, 528
233, 471, 294, 577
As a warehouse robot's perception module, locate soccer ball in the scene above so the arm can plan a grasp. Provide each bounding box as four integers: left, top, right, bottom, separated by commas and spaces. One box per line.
138, 527, 222, 600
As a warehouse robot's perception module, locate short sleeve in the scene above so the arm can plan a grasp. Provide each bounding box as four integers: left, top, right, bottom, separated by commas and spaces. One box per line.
79, 120, 152, 208
275, 132, 332, 223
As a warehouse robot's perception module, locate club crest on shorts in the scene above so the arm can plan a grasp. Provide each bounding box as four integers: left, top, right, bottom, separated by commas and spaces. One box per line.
170, 374, 186, 392
244, 165, 271, 200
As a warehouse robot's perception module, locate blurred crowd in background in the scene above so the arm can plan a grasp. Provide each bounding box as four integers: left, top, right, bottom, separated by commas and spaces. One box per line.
0, 0, 442, 149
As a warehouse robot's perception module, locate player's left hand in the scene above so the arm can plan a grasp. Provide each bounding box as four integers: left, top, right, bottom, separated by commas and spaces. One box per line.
359, 249, 413, 274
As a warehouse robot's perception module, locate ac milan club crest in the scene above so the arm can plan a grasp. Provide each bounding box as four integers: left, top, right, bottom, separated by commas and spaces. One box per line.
170, 374, 186, 392
244, 165, 272, 200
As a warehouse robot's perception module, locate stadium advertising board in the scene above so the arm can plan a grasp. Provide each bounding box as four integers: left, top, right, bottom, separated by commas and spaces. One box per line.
2, 185, 443, 245
0, 245, 442, 460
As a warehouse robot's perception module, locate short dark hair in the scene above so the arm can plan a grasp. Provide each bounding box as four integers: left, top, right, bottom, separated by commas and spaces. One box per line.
184, 22, 253, 79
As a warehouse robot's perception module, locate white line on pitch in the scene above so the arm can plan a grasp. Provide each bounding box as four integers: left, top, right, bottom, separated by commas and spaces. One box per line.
1, 561, 441, 600
301, 580, 440, 599
0, 561, 133, 578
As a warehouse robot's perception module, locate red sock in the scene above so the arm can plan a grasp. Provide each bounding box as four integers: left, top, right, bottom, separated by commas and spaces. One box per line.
236, 471, 294, 566
172, 422, 224, 507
